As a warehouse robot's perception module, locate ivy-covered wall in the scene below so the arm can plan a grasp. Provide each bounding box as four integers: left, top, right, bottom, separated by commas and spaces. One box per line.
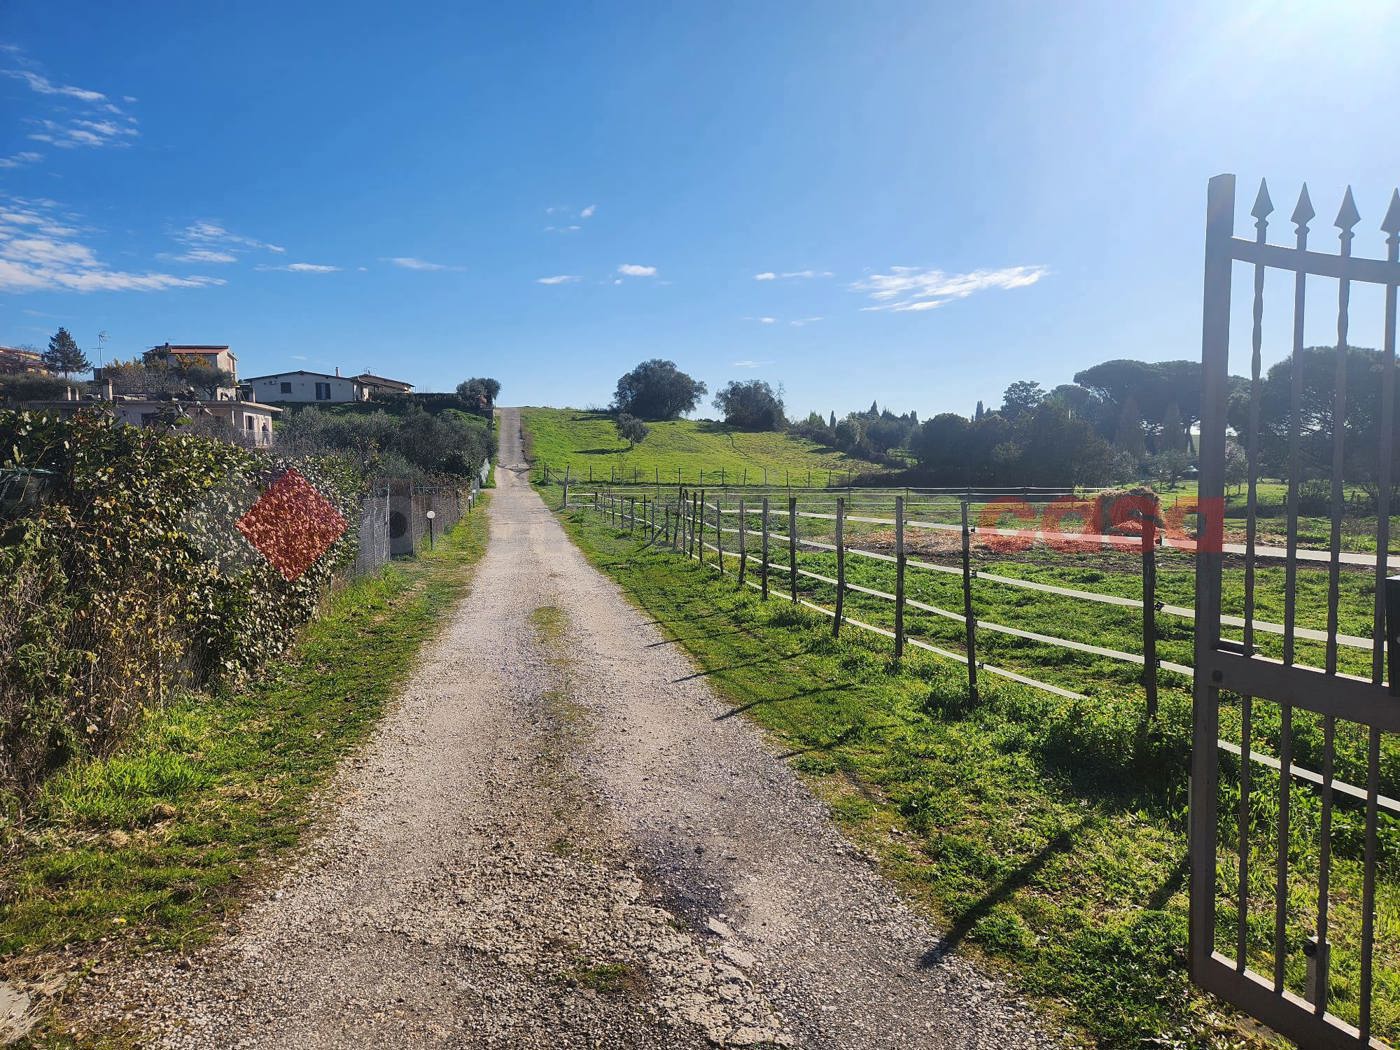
0, 410, 362, 808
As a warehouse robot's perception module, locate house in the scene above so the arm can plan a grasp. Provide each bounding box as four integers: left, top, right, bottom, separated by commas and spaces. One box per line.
148, 344, 238, 380
20, 385, 280, 448
144, 344, 240, 400
354, 373, 414, 398
0, 346, 45, 375
242, 369, 370, 404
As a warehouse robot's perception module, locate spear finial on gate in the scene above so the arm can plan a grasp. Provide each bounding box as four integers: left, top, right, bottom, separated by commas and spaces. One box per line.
1291, 183, 1315, 231
1381, 189, 1400, 242
1251, 179, 1274, 226
1336, 186, 1361, 249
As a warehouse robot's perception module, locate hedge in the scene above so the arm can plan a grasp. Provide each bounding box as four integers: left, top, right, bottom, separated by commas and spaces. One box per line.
0, 410, 361, 810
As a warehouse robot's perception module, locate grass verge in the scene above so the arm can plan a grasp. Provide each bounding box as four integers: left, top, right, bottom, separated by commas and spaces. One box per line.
0, 496, 490, 1040
555, 503, 1281, 1050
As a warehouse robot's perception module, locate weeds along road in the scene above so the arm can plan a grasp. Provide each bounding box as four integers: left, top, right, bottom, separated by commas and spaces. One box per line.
89, 408, 1056, 1049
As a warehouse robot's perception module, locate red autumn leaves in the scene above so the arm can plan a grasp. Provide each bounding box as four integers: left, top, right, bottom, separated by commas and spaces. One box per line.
236, 469, 347, 580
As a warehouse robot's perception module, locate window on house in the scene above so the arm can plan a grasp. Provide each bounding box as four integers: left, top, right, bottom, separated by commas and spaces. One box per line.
315, 382, 331, 400
280, 381, 292, 394
246, 416, 254, 430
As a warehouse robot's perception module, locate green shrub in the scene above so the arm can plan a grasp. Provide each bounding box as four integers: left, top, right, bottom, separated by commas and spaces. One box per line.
0, 410, 359, 808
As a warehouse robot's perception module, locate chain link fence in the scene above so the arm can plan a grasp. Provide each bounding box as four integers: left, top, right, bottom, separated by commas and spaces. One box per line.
351, 469, 487, 577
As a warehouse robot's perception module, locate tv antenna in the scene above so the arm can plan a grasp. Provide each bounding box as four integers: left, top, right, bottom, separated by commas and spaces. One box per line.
97, 330, 109, 368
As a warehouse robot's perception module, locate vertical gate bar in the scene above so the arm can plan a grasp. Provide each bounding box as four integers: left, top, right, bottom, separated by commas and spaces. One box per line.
1243, 180, 1271, 657
1284, 190, 1312, 666
1359, 724, 1381, 1040
1191, 172, 1235, 973
1326, 189, 1358, 675
761, 497, 770, 600
738, 499, 747, 586
789, 496, 799, 603
697, 490, 705, 567
895, 496, 906, 661
1233, 189, 1269, 979
961, 498, 978, 703
1374, 195, 1399, 683
1315, 714, 1336, 1014
833, 497, 845, 637
1236, 693, 1252, 971
1273, 702, 1292, 993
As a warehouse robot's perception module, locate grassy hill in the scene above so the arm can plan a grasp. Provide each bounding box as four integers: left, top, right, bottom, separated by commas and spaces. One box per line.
521, 407, 882, 487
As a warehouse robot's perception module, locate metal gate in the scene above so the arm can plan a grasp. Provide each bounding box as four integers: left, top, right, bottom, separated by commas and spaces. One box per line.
1191, 173, 1400, 1046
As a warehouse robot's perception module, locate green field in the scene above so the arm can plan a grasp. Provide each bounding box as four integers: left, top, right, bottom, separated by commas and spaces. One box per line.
520, 407, 881, 487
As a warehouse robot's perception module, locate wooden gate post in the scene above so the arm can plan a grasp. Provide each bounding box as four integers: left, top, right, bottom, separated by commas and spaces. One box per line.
738, 499, 747, 586
788, 495, 799, 603
833, 497, 845, 637
1143, 515, 1159, 721
760, 497, 770, 599
895, 495, 906, 660
961, 499, 979, 704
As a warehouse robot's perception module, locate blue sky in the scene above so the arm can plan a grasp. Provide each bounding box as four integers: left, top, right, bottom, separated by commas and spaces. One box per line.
3, 1, 1399, 419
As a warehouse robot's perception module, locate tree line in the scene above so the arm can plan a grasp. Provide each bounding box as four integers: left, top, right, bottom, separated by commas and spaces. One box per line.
601, 351, 1399, 492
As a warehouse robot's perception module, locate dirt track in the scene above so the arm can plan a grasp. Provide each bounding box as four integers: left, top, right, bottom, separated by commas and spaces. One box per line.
87, 408, 1056, 1049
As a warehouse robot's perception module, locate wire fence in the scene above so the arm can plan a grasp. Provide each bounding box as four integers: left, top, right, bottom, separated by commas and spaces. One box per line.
566, 484, 1400, 819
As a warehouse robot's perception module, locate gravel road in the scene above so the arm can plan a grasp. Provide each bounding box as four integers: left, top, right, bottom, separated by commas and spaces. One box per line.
86, 408, 1058, 1049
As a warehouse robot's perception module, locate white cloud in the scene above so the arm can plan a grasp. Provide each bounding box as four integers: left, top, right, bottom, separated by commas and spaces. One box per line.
754, 269, 832, 281
384, 256, 459, 271
5, 63, 139, 153
178, 221, 284, 255
732, 359, 774, 369
29, 115, 138, 149
544, 224, 581, 234
536, 274, 580, 285
743, 316, 777, 324
852, 264, 1049, 312
790, 316, 823, 327
0, 151, 42, 169
0, 196, 225, 293
163, 248, 238, 264
617, 263, 657, 277
4, 69, 106, 103
257, 262, 340, 273
580, 204, 597, 219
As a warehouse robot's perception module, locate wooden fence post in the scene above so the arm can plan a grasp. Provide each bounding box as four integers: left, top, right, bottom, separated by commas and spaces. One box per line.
715, 498, 724, 573
961, 499, 979, 704
1143, 515, 1159, 721
738, 498, 747, 586
720, 467, 726, 486
895, 495, 906, 660
561, 465, 570, 510
833, 497, 845, 637
761, 497, 770, 600
788, 495, 798, 603
695, 490, 704, 562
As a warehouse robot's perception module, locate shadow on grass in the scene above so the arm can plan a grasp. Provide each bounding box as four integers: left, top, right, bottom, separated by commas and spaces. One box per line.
919, 822, 1088, 965
717, 683, 847, 721
774, 722, 865, 757
673, 645, 811, 683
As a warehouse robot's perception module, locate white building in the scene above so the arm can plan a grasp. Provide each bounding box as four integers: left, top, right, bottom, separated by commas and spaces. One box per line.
242, 369, 369, 404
